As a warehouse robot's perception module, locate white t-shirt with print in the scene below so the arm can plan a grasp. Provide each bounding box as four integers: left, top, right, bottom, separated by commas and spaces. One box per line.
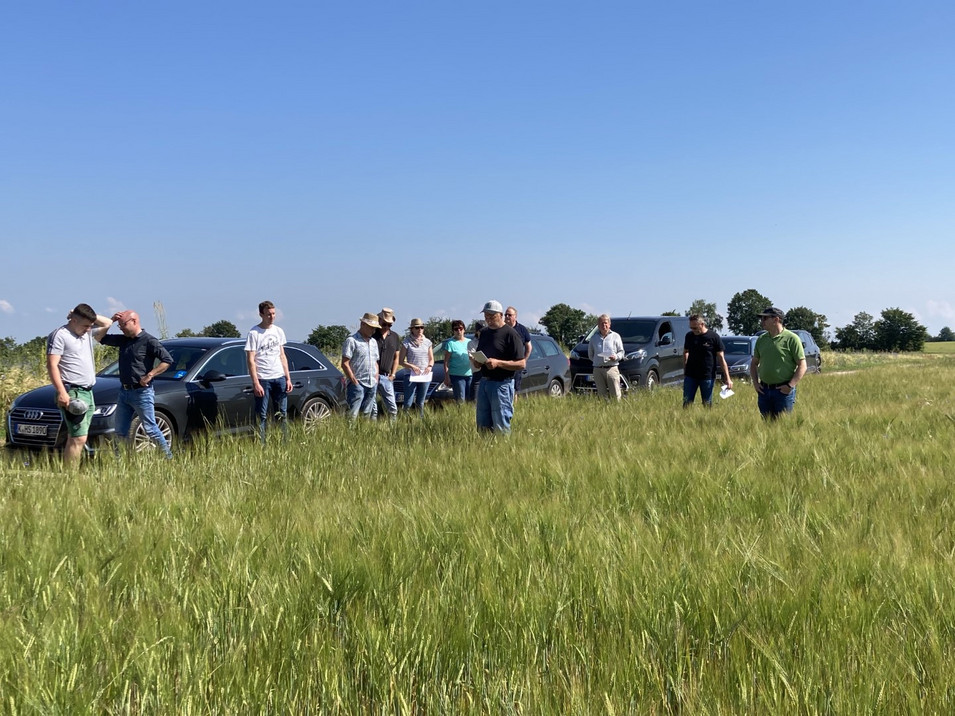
245, 324, 287, 379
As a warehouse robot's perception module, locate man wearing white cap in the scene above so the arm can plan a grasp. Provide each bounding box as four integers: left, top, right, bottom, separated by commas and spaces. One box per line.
47, 303, 112, 466
342, 313, 381, 419
470, 300, 526, 434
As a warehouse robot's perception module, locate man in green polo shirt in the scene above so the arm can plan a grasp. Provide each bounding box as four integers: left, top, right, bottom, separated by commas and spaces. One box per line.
749, 306, 807, 419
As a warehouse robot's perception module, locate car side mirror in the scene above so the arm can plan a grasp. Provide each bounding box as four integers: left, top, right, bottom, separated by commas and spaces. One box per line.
658, 334, 673, 346
577, 335, 585, 344
201, 370, 227, 383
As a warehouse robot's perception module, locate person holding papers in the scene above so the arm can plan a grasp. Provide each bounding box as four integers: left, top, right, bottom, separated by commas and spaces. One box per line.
399, 318, 434, 416
588, 314, 625, 401
471, 300, 526, 434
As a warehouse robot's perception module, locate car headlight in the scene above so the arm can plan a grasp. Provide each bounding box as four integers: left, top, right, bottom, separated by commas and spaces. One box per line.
93, 404, 117, 417
624, 349, 647, 362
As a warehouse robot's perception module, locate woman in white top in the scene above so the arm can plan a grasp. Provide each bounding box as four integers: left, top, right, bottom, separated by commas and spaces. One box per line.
399, 318, 434, 415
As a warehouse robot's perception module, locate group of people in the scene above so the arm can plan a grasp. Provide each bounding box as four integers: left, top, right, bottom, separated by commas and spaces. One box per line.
47, 304, 176, 466
586, 307, 807, 420
340, 301, 532, 433
45, 299, 807, 467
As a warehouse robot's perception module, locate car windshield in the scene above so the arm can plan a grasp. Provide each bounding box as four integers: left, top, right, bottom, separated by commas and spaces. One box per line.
723, 340, 753, 356
585, 319, 657, 344
98, 345, 213, 380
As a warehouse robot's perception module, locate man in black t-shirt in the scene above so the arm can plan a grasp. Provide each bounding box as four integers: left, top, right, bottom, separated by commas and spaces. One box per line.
682, 314, 733, 407
372, 307, 401, 421
503, 306, 532, 396
470, 300, 526, 433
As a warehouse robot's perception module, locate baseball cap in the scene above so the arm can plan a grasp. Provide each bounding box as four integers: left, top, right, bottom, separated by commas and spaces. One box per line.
481, 300, 504, 314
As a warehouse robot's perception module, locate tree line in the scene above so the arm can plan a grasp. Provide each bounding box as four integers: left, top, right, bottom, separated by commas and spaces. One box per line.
1, 291, 947, 367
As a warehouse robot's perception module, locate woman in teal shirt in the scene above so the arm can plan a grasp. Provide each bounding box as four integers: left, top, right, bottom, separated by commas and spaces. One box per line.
442, 319, 473, 403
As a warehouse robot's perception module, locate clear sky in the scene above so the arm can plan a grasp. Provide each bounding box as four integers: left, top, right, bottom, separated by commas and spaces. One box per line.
2, 1, 953, 343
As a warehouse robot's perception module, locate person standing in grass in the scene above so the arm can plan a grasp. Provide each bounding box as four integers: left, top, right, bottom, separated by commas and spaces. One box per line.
750, 306, 806, 419
503, 306, 532, 396
442, 319, 473, 403
399, 318, 434, 415
588, 314, 625, 401
471, 300, 526, 434
342, 313, 381, 420
683, 314, 732, 407
47, 303, 112, 466
372, 307, 401, 421
98, 310, 174, 458
245, 300, 292, 443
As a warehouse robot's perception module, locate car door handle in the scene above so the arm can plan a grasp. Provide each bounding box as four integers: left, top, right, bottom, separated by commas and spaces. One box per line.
292, 382, 303, 388
242, 387, 254, 393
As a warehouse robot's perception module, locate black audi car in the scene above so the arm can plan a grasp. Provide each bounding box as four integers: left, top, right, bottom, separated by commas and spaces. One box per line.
5, 338, 346, 453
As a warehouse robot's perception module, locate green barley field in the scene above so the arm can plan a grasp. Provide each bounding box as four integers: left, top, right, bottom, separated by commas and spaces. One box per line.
2, 353, 955, 713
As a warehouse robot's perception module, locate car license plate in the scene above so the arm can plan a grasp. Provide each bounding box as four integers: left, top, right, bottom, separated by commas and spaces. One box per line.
16, 424, 48, 436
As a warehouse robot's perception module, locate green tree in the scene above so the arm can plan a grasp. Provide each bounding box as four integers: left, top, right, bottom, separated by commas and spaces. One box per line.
175, 328, 200, 337
873, 308, 927, 352
727, 289, 772, 335
784, 306, 829, 348
306, 324, 350, 355
661, 309, 680, 317
685, 299, 724, 332
413, 316, 452, 343
936, 326, 954, 342
539, 303, 593, 349
834, 312, 875, 351
201, 320, 241, 338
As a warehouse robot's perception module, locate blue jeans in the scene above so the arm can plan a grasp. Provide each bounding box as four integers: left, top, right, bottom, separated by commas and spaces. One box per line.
449, 374, 472, 403
346, 383, 377, 419
404, 379, 428, 415
476, 379, 515, 434
255, 377, 288, 442
376, 375, 398, 417
115, 385, 173, 458
683, 376, 715, 406
758, 385, 797, 419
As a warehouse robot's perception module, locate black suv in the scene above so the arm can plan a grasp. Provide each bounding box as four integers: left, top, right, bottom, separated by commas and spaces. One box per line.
5, 338, 346, 453
569, 316, 691, 392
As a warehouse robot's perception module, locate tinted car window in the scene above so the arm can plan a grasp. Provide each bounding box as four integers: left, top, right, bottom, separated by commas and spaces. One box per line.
723, 339, 753, 355
201, 346, 250, 377
534, 337, 561, 357
99, 345, 212, 380
287, 347, 323, 372
586, 319, 657, 344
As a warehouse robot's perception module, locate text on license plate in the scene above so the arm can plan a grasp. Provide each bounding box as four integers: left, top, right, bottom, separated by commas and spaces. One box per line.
16, 424, 48, 436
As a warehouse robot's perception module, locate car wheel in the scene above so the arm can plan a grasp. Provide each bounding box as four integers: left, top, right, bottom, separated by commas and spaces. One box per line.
301, 397, 333, 432
645, 369, 659, 391
547, 378, 564, 397
130, 411, 175, 453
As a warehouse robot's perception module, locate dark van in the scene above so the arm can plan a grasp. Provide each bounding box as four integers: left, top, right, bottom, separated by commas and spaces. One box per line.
569, 316, 691, 392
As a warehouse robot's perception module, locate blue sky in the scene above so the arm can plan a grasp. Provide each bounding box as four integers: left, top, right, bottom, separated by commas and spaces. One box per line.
2, 1, 953, 343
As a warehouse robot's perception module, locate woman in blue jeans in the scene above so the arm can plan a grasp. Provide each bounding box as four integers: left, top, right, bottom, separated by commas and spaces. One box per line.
399, 318, 434, 415
442, 319, 473, 403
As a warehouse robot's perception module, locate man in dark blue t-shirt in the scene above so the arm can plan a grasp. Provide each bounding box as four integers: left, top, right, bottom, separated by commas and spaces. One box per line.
503, 306, 533, 396
471, 301, 526, 434
98, 310, 174, 457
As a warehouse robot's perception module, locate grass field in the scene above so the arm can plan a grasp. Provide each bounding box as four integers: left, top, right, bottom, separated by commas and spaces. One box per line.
2, 354, 955, 712
924, 341, 955, 354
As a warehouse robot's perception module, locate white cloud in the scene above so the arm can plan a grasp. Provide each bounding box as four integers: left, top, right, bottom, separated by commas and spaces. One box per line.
44, 307, 55, 313
927, 300, 955, 322
0, 299, 13, 315
106, 297, 126, 315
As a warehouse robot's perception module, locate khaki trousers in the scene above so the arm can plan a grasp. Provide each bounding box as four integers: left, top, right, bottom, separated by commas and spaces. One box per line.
594, 365, 621, 400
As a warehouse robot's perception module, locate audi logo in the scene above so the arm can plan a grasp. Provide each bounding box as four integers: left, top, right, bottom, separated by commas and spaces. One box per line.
24, 410, 44, 421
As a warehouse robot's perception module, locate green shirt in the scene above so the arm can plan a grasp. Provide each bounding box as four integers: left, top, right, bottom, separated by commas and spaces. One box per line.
754, 329, 805, 384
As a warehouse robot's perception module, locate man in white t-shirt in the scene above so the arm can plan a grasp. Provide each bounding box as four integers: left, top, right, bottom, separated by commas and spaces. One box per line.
245, 300, 292, 442
46, 303, 112, 466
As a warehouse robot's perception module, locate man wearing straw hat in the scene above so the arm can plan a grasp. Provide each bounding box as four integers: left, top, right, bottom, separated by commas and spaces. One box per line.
341, 313, 381, 419
372, 307, 401, 421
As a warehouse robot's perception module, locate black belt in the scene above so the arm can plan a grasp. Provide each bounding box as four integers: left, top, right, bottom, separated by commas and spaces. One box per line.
121, 383, 146, 390
760, 381, 792, 389
595, 364, 617, 369
65, 383, 94, 391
